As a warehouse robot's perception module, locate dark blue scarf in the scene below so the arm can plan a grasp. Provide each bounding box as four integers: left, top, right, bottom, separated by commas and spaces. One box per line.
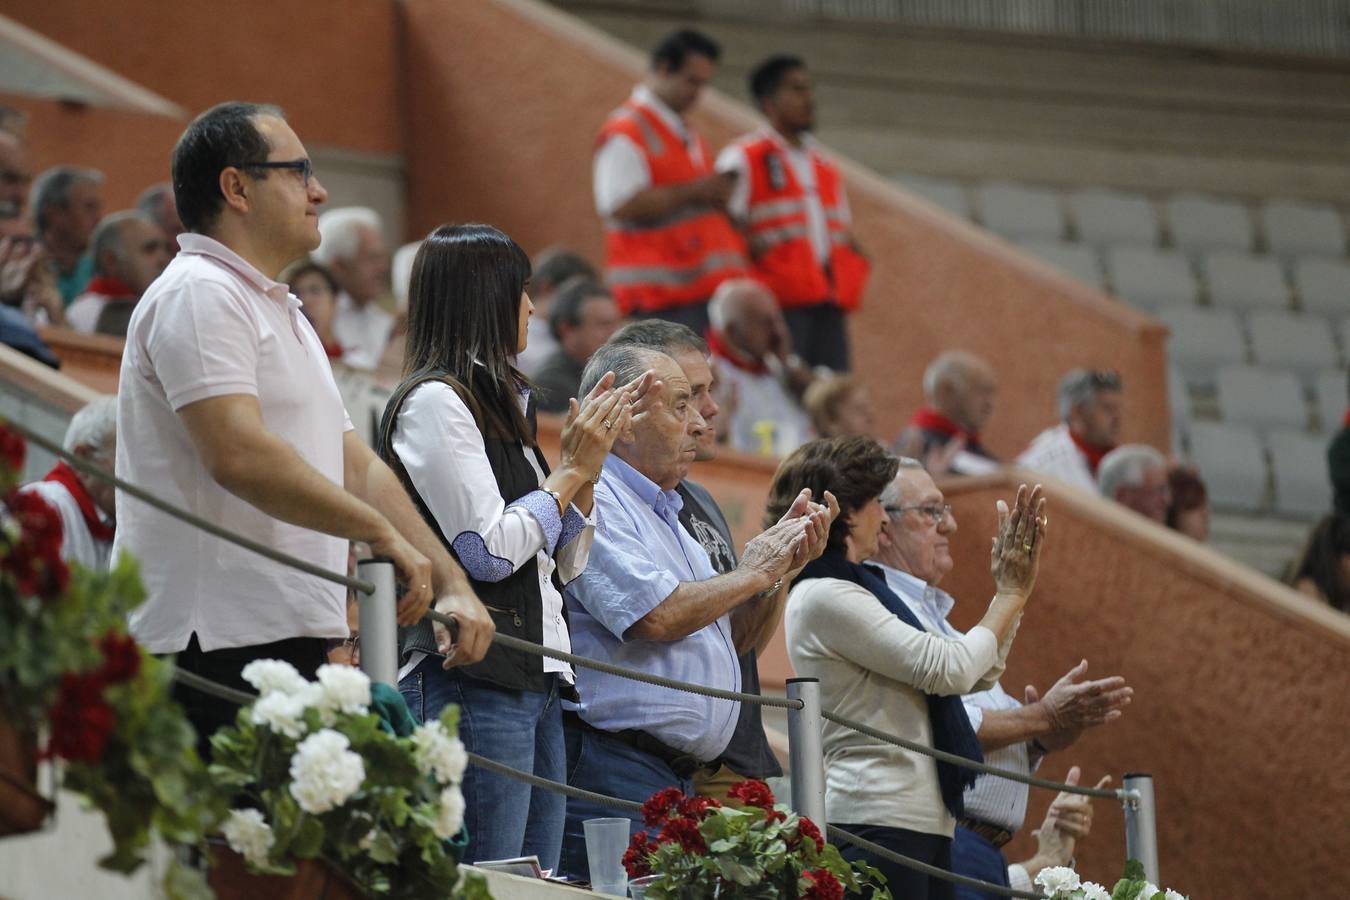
797, 550, 983, 818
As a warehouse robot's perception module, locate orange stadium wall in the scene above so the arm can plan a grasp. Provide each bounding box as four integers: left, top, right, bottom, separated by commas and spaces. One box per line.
399, 0, 1170, 455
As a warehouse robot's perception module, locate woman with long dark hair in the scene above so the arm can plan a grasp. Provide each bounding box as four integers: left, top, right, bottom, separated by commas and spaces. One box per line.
378, 223, 646, 868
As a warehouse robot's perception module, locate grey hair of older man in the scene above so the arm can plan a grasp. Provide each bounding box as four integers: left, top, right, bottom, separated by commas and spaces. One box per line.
1097, 444, 1166, 499
1056, 368, 1122, 423
89, 210, 157, 276
312, 206, 382, 266
579, 341, 667, 400
29, 166, 103, 233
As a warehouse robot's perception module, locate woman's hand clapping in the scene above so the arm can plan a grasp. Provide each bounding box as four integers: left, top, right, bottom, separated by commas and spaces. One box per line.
558, 369, 656, 480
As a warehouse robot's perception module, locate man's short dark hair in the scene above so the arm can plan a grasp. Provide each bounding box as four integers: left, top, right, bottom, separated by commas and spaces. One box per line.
531, 246, 597, 293
171, 101, 283, 234
749, 54, 806, 104
608, 319, 708, 358
651, 29, 721, 72
549, 276, 611, 342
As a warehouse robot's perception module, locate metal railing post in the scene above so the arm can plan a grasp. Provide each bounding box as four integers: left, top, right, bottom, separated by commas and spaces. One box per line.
356, 557, 398, 687
786, 677, 826, 828
1122, 772, 1160, 884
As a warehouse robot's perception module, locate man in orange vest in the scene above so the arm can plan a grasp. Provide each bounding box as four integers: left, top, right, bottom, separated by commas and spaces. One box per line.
718, 55, 870, 372
592, 29, 749, 337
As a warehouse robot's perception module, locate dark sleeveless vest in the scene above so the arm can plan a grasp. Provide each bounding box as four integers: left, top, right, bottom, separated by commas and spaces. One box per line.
377, 370, 568, 696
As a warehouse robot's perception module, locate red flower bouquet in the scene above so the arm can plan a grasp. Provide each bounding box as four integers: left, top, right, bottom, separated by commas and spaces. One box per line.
623, 780, 889, 899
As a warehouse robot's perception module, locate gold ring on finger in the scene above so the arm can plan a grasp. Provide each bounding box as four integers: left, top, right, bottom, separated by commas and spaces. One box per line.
603, 419, 615, 429
1022, 543, 1033, 552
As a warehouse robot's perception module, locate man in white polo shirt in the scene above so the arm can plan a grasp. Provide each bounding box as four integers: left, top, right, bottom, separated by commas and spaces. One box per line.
115, 102, 493, 751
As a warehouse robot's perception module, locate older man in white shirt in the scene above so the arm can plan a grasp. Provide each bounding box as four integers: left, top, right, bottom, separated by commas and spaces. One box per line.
116, 102, 491, 754
869, 458, 1132, 898
314, 206, 394, 371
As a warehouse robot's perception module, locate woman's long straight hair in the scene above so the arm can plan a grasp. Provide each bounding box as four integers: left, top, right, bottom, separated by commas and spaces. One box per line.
403, 223, 534, 444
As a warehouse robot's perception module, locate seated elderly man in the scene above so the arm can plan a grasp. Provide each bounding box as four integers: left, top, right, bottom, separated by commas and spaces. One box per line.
136, 182, 184, 247
66, 211, 173, 336
314, 207, 393, 371
30, 165, 104, 304
1017, 369, 1123, 492
896, 350, 1001, 476
533, 278, 623, 413
870, 458, 1132, 898
706, 278, 815, 457
558, 340, 831, 880
16, 396, 117, 570
1098, 444, 1170, 524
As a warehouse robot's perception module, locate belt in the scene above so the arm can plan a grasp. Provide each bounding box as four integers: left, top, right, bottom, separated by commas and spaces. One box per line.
564, 712, 709, 780
958, 818, 1015, 849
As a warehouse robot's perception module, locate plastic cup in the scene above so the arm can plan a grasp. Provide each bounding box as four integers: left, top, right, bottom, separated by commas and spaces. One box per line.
583, 817, 630, 896
629, 874, 661, 898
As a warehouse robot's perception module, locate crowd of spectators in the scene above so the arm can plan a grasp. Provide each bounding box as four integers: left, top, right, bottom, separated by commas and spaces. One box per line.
5, 18, 1346, 898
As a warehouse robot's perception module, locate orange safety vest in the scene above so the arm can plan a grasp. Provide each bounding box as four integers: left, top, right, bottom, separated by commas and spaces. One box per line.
596, 99, 748, 315
734, 133, 870, 312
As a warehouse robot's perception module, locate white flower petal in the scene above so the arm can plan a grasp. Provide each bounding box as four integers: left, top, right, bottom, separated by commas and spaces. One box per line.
288, 729, 366, 814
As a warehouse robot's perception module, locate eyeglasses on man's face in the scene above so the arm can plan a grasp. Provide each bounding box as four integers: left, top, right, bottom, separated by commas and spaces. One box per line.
883, 503, 952, 525
241, 158, 313, 187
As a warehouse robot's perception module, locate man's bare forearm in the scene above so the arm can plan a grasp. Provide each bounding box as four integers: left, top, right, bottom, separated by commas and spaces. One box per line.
731, 583, 788, 655
976, 703, 1052, 752
610, 183, 703, 223
627, 566, 774, 642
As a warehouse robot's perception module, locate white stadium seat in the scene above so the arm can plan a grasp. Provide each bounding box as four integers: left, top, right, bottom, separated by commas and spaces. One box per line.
1316, 370, 1348, 434
1158, 307, 1246, 380
1292, 257, 1350, 316
1106, 246, 1199, 308
1069, 188, 1159, 247
1215, 365, 1307, 430
897, 175, 969, 219
1202, 251, 1291, 312
1168, 194, 1253, 253
1186, 421, 1267, 511
1264, 201, 1345, 258
1268, 429, 1332, 517
1247, 312, 1341, 374
1018, 240, 1103, 287
976, 182, 1064, 240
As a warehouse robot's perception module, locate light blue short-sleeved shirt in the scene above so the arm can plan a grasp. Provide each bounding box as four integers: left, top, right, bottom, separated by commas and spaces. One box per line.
564, 454, 741, 762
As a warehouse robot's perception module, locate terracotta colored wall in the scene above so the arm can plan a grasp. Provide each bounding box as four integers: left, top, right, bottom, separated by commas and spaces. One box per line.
399, 0, 1169, 455
2, 0, 401, 209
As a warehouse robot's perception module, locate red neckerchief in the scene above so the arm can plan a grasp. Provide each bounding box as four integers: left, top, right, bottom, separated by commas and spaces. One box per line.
323, 340, 344, 360
705, 328, 769, 375
1067, 428, 1114, 476
42, 461, 115, 541
1344, 406, 1350, 428
909, 407, 981, 447
82, 275, 135, 299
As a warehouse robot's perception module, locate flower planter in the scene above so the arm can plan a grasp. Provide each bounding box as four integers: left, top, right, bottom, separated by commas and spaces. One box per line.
208, 844, 366, 900
0, 713, 50, 837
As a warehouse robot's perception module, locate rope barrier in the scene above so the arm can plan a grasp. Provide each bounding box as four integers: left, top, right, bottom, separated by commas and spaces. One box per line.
821, 710, 1122, 800
4, 415, 1116, 802
4, 418, 375, 597
166, 666, 1035, 898
825, 825, 1042, 899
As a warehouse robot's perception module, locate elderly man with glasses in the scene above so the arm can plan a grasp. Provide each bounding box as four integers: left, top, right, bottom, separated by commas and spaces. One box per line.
869, 458, 1133, 899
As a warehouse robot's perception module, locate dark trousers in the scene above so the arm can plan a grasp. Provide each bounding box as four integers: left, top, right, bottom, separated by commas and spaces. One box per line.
833, 823, 955, 900
952, 826, 1013, 900
784, 302, 850, 371
169, 633, 327, 759
631, 301, 710, 340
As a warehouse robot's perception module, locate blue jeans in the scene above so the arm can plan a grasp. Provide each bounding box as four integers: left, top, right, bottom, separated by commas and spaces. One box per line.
557, 715, 693, 881
952, 825, 1013, 900
399, 658, 566, 871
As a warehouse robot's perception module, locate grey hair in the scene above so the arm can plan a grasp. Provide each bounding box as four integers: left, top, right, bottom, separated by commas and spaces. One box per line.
312, 207, 383, 265
706, 277, 767, 332
62, 396, 117, 455
29, 166, 104, 233
1097, 444, 1165, 498
136, 182, 173, 218
879, 456, 925, 506
579, 343, 666, 400
89, 210, 156, 275
608, 319, 708, 357
1056, 368, 1123, 422
923, 350, 985, 403
391, 240, 422, 310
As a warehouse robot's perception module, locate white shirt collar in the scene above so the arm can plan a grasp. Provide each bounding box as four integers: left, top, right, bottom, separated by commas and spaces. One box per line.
177, 232, 293, 307
871, 560, 956, 626
632, 84, 687, 140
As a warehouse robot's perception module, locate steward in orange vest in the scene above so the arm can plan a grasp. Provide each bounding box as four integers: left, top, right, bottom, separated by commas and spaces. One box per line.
720, 55, 869, 371
592, 31, 747, 335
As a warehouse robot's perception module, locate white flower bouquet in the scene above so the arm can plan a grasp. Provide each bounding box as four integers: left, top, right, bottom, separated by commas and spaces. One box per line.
1035, 861, 1187, 900
207, 660, 489, 899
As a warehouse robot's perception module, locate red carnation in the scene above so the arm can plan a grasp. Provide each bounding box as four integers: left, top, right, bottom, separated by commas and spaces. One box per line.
657, 816, 707, 855
802, 868, 844, 900
727, 779, 775, 810
623, 830, 659, 878
46, 673, 116, 763
2, 533, 69, 600
7, 489, 63, 554
0, 424, 25, 473
795, 816, 825, 852
97, 632, 142, 684
677, 795, 722, 819
641, 786, 686, 826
